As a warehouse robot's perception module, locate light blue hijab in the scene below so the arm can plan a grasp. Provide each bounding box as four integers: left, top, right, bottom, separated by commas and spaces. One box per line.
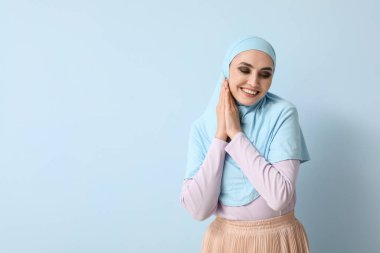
184, 36, 310, 206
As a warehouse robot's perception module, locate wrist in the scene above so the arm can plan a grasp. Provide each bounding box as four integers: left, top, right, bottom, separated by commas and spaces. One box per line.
215, 132, 228, 141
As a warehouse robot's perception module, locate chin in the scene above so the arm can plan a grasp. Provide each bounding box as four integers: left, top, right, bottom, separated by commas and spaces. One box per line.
236, 95, 264, 106
242, 100, 259, 106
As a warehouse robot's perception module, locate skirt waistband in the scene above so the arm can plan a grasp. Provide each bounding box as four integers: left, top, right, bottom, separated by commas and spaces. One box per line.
214, 210, 296, 231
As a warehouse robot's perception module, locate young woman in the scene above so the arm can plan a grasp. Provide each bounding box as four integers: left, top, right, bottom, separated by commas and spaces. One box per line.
180, 36, 311, 253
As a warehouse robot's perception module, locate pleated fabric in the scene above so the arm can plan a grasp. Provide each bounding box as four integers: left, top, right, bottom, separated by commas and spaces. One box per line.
199, 210, 310, 253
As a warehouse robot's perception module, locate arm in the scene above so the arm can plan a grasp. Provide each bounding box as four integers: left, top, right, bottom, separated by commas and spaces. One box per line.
180, 138, 228, 221
225, 132, 300, 211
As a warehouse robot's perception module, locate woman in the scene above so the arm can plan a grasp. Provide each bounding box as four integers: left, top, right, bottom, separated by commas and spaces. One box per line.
180, 35, 311, 253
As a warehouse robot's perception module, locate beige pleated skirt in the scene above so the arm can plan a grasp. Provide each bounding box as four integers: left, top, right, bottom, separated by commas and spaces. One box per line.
199, 210, 310, 253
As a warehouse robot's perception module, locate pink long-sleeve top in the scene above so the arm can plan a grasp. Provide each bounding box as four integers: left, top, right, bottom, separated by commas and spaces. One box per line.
180, 131, 301, 221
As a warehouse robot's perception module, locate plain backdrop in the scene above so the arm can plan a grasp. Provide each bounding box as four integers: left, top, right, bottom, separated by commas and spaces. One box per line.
1, 0, 379, 252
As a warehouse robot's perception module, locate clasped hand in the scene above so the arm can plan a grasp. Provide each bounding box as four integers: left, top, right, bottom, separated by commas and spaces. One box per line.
215, 78, 242, 141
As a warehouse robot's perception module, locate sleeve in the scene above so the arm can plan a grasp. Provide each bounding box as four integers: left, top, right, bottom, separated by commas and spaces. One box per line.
183, 121, 208, 179
225, 132, 300, 211
180, 131, 228, 220
268, 106, 310, 163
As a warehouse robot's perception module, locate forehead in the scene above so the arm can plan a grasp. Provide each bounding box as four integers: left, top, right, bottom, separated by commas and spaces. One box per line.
230, 49, 273, 67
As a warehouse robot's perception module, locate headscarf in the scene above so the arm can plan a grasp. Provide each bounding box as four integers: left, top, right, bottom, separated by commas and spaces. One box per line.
184, 35, 310, 206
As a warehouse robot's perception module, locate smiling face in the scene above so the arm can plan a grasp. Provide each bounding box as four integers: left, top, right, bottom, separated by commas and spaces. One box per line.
228, 49, 274, 106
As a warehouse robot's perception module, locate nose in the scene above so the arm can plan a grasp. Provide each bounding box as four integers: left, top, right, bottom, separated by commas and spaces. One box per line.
247, 71, 260, 87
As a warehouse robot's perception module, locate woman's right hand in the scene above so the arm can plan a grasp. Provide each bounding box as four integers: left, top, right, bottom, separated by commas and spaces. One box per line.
215, 78, 228, 141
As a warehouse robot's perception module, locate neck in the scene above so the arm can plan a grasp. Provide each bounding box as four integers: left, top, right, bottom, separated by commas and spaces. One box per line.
236, 95, 266, 119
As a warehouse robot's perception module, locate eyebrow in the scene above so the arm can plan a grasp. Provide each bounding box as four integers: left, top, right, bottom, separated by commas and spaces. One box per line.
238, 62, 273, 72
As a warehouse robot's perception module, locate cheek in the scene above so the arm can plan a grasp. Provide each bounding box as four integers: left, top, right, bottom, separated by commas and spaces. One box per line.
229, 82, 240, 94
262, 80, 272, 91
227, 82, 239, 97
226, 74, 238, 90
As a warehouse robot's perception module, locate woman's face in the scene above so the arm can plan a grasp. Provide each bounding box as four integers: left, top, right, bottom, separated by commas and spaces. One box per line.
228, 49, 274, 106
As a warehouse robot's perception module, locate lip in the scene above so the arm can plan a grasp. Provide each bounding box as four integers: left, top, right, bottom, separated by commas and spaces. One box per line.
240, 87, 260, 98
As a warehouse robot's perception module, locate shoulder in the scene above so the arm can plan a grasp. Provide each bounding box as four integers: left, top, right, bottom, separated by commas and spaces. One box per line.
190, 117, 207, 135
188, 117, 211, 147
264, 92, 298, 117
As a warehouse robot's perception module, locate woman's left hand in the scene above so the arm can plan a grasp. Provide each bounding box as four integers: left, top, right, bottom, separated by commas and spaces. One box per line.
224, 80, 242, 139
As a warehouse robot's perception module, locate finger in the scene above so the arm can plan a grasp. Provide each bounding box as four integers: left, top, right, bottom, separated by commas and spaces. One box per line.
221, 84, 226, 95
225, 84, 231, 103
220, 84, 226, 106
219, 81, 225, 104
226, 86, 236, 112
228, 90, 236, 111
218, 87, 223, 104
221, 91, 225, 110
227, 87, 233, 104
224, 85, 230, 110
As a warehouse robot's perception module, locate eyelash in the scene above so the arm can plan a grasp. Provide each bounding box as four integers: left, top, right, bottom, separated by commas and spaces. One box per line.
239, 68, 271, 78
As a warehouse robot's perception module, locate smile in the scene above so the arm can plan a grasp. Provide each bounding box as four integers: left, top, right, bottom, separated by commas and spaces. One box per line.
240, 88, 260, 97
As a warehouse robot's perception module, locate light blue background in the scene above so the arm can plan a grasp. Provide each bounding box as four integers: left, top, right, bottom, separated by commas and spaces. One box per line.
1, 0, 379, 252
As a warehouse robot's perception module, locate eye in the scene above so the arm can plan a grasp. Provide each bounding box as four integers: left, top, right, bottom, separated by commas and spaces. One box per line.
260, 72, 272, 78
239, 67, 272, 78
238, 67, 250, 74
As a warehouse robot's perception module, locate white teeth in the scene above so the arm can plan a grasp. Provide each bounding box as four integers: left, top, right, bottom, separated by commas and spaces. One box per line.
242, 88, 258, 95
